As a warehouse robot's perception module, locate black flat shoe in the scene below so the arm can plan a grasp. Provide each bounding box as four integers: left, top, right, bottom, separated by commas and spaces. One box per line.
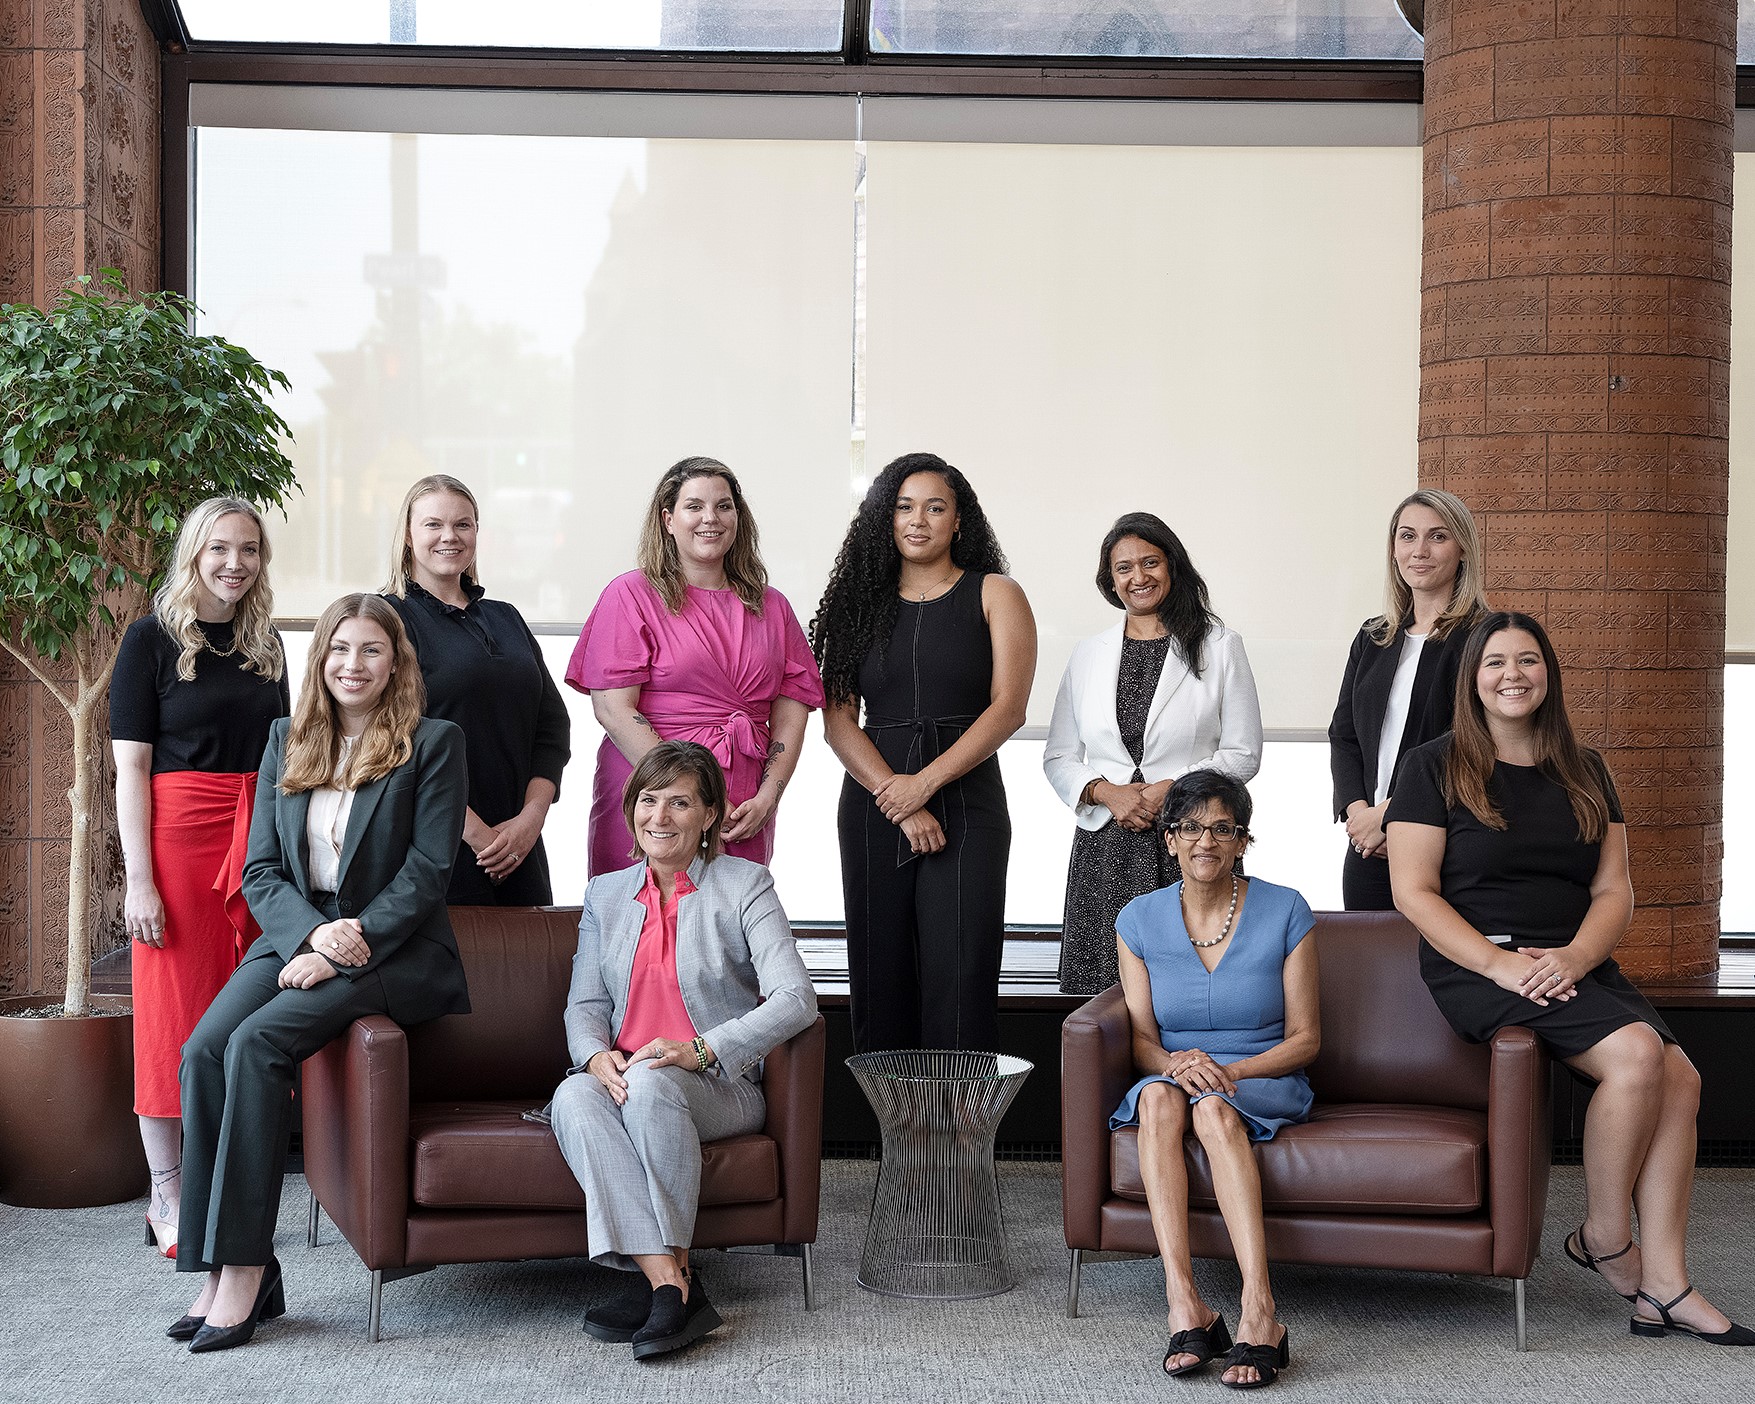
188, 1259, 286, 1354
583, 1280, 655, 1343
630, 1276, 722, 1360
1565, 1223, 1636, 1304
1219, 1326, 1290, 1390
1163, 1313, 1231, 1377
164, 1314, 205, 1342
1631, 1286, 1755, 1346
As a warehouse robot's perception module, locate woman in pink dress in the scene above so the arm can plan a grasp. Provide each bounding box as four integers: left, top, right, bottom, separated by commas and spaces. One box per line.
567, 457, 825, 877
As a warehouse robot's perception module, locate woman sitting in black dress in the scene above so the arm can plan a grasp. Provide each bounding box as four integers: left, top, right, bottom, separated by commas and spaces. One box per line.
1388, 611, 1749, 1347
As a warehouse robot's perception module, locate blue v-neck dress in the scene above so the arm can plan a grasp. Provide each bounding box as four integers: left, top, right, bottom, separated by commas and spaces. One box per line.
1110, 877, 1316, 1142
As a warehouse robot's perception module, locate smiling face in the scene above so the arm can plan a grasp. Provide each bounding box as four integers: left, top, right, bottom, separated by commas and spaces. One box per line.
1165, 799, 1246, 887
663, 474, 738, 573
407, 490, 478, 592
1394, 503, 1462, 602
1476, 627, 1549, 727
892, 470, 960, 565
194, 512, 263, 619
324, 616, 396, 731
633, 775, 718, 869
1109, 534, 1170, 618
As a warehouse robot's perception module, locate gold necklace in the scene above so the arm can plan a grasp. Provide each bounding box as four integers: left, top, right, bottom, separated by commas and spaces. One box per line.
202, 621, 239, 659
910, 567, 960, 601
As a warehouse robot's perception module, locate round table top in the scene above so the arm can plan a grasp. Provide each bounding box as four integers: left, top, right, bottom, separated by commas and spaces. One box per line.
845, 1049, 1033, 1083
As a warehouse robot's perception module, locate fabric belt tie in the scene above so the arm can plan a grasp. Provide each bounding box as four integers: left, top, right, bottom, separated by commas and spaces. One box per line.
863, 714, 979, 867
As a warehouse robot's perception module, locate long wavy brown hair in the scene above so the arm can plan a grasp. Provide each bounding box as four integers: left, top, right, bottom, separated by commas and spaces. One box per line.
1444, 611, 1611, 843
636, 457, 767, 615
280, 594, 426, 794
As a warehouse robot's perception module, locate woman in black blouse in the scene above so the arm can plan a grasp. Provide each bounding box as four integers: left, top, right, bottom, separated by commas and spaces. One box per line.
1329, 488, 1488, 910
1388, 612, 1749, 1347
111, 497, 289, 1259
384, 474, 571, 904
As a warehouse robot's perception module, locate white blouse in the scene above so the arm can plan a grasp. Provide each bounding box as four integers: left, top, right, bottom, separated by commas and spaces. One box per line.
305, 735, 358, 893
1372, 632, 1427, 806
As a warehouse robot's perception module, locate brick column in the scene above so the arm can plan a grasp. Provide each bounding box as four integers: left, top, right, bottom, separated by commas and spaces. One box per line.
1420, 0, 1734, 980
0, 0, 158, 996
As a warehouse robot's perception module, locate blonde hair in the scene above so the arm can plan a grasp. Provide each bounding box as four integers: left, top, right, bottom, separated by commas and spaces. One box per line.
635, 457, 767, 615
1367, 488, 1489, 646
279, 594, 426, 795
383, 474, 481, 598
152, 497, 283, 683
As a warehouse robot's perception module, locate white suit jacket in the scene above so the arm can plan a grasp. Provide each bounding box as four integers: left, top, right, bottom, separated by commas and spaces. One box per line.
1042, 622, 1263, 833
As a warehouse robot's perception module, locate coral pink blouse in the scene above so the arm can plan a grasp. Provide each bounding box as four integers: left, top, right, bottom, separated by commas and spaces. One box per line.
615, 864, 700, 1055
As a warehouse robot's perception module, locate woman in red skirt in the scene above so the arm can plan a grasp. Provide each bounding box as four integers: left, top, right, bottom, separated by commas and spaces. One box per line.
110, 497, 289, 1258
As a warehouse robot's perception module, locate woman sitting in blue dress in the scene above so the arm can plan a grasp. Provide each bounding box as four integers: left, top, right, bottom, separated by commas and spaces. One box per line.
1112, 769, 1319, 1390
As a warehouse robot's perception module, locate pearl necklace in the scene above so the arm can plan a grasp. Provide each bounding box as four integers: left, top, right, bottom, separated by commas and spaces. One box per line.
1182, 873, 1239, 948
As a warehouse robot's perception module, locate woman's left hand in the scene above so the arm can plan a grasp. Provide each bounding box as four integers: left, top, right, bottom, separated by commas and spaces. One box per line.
475, 809, 544, 882
1516, 944, 1592, 1002
278, 952, 339, 989
628, 1037, 714, 1072
1167, 1049, 1236, 1097
722, 785, 779, 844
874, 771, 937, 823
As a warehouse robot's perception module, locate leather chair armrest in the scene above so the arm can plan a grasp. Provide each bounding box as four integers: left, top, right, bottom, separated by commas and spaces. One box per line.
301, 1015, 411, 1272
1486, 1023, 1552, 1279
1061, 986, 1134, 1250
762, 1015, 825, 1246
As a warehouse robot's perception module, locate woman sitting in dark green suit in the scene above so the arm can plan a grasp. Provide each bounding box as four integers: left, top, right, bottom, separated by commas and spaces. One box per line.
168, 593, 470, 1353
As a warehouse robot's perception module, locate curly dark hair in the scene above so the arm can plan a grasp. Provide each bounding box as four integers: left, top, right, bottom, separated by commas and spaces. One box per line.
1095, 511, 1219, 676
809, 452, 1010, 707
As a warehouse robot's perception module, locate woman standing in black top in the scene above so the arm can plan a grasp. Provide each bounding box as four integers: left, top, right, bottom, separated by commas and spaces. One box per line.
110, 497, 289, 1259
811, 453, 1035, 1053
1330, 488, 1488, 910
1389, 612, 1750, 1347
384, 474, 570, 905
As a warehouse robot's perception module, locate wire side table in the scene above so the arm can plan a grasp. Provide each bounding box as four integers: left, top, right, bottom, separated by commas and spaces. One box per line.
846, 1049, 1033, 1299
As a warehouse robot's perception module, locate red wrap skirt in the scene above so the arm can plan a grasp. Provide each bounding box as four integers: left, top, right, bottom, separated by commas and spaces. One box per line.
132, 770, 261, 1117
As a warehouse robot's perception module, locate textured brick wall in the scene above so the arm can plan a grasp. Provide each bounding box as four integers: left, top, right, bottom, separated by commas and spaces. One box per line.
0, 0, 154, 996
1421, 0, 1735, 980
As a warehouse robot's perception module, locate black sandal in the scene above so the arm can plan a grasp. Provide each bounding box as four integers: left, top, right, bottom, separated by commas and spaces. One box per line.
1564, 1223, 1636, 1303
1631, 1286, 1755, 1346
1162, 1313, 1231, 1377
1219, 1326, 1289, 1390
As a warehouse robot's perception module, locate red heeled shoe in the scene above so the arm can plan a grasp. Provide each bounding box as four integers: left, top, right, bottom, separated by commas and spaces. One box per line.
144, 1213, 177, 1260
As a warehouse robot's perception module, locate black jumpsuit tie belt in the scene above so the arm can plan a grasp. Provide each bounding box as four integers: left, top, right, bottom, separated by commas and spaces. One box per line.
863, 713, 979, 867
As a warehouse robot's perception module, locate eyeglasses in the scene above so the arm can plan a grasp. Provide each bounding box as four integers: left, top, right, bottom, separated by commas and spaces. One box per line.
1169, 819, 1246, 842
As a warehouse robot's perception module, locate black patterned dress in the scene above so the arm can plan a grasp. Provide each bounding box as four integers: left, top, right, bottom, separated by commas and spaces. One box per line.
1058, 635, 1177, 995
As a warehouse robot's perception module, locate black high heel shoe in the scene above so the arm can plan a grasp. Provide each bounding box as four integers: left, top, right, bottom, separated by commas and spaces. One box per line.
1630, 1286, 1755, 1346
164, 1313, 205, 1342
1219, 1325, 1290, 1390
188, 1259, 285, 1353
1564, 1223, 1635, 1303
1162, 1313, 1231, 1377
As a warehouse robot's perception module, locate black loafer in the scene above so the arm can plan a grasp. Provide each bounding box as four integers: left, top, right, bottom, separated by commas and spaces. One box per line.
583, 1281, 655, 1343
630, 1277, 722, 1360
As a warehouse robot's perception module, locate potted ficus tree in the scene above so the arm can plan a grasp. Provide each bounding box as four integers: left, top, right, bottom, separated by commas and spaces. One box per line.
0, 272, 296, 1207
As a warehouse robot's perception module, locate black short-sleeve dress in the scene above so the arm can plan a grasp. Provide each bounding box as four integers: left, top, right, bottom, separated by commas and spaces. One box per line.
1386, 736, 1673, 1058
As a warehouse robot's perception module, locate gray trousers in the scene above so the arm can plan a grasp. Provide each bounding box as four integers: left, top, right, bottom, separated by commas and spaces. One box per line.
551, 1060, 766, 1271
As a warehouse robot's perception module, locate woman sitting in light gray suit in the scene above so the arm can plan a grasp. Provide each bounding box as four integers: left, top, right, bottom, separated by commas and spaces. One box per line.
551, 739, 817, 1360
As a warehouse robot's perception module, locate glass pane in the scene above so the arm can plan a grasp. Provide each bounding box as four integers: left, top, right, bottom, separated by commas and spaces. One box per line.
870, 0, 1422, 60
1731, 153, 1755, 648
178, 0, 846, 51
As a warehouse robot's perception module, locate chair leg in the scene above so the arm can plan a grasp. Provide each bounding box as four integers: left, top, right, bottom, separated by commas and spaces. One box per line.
369, 1270, 383, 1343
307, 1194, 320, 1248
1514, 1277, 1527, 1352
801, 1241, 816, 1311
1066, 1248, 1084, 1319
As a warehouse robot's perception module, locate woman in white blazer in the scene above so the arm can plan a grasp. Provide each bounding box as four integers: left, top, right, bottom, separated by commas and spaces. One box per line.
1043, 513, 1262, 994
549, 740, 817, 1360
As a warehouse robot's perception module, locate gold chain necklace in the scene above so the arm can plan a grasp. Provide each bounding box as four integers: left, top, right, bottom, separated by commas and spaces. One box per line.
910, 567, 960, 601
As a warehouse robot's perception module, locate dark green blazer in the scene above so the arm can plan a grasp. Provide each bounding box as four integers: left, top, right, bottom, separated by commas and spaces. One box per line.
241, 715, 472, 1024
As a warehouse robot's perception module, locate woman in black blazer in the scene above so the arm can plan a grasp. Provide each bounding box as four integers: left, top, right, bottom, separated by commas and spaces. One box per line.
1329, 489, 1488, 910
169, 593, 469, 1353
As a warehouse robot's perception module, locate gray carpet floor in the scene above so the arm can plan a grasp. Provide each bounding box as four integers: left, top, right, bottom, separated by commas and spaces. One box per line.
3, 1163, 1750, 1403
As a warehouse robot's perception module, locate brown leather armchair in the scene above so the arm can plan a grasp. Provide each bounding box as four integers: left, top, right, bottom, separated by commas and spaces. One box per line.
300, 906, 826, 1340
1061, 911, 1550, 1349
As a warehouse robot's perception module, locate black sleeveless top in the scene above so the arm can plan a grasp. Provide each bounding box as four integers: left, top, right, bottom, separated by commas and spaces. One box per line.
855, 570, 1008, 832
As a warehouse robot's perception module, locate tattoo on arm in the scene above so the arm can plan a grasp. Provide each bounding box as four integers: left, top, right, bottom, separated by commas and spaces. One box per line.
763, 740, 786, 779
632, 713, 654, 731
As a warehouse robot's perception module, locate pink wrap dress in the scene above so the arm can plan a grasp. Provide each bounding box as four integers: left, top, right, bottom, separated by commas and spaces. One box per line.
566, 571, 825, 876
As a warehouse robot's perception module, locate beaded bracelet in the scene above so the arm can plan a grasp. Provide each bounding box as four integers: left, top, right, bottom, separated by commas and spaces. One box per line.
691, 1035, 711, 1072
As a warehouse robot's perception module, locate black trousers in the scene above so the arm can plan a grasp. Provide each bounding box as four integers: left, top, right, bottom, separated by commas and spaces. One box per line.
839, 780, 1010, 1054
1341, 845, 1397, 912
177, 949, 389, 1272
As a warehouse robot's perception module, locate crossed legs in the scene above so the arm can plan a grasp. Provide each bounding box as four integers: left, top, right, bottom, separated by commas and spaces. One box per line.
1136, 1082, 1283, 1385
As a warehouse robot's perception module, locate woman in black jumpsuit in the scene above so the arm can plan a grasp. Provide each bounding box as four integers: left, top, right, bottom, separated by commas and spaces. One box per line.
811, 453, 1036, 1053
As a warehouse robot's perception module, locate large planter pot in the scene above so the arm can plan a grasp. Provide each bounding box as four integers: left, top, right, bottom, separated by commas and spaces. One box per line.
0, 995, 148, 1208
